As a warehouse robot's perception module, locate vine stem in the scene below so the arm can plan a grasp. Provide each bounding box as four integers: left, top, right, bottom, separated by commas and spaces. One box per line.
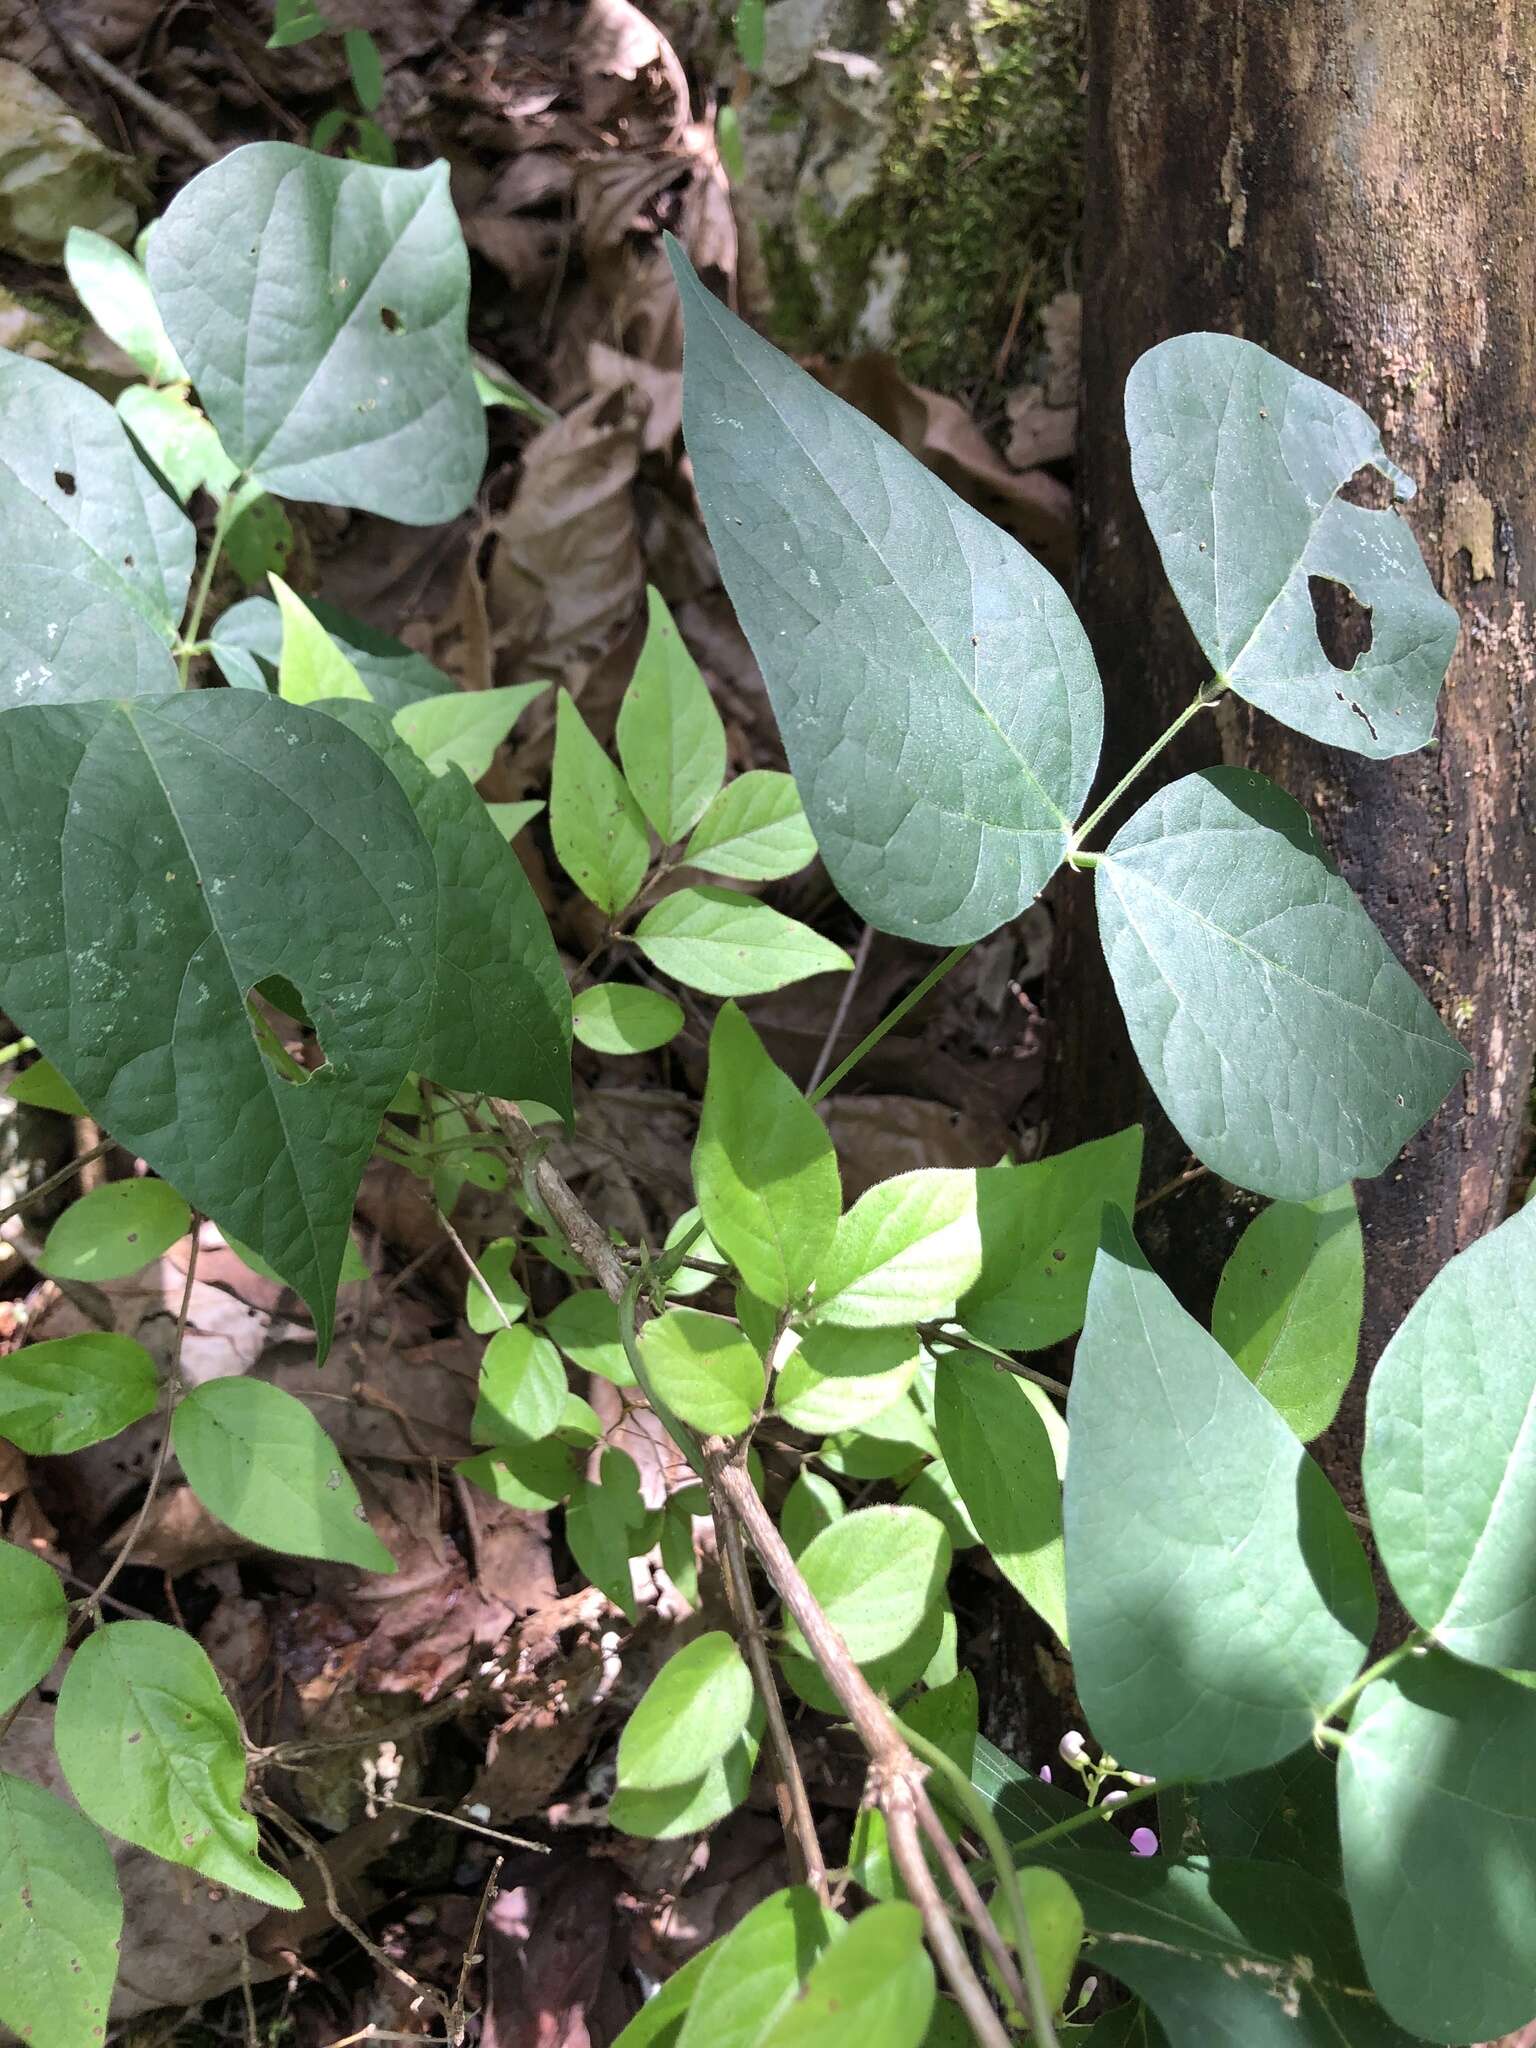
1315, 1630, 1428, 1731
177, 487, 244, 683
0, 1139, 113, 1231
809, 943, 970, 1104
1067, 682, 1225, 858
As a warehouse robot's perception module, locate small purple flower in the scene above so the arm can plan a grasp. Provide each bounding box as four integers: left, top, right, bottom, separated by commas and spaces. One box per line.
1058, 1730, 1088, 1766
1130, 1827, 1159, 1857
1101, 1788, 1128, 1808
1039, 1764, 1052, 1783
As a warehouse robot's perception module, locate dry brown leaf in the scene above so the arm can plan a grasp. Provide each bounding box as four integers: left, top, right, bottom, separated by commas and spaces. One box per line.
482, 1860, 633, 2048
0, 60, 142, 260
586, 340, 681, 452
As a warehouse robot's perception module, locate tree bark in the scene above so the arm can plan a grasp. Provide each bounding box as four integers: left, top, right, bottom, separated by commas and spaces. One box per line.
1059, 0, 1536, 1508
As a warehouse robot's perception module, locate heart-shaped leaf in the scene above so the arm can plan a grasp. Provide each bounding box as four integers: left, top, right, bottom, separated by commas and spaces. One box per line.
150, 144, 485, 521
0, 690, 437, 1355
1065, 1210, 1375, 1780
1096, 769, 1468, 1199
0, 346, 194, 706
0, 1543, 66, 1713
670, 241, 1101, 946
0, 1773, 122, 2048
617, 1631, 755, 1792
1126, 332, 1457, 757
0, 1332, 158, 1454
1364, 1199, 1536, 1668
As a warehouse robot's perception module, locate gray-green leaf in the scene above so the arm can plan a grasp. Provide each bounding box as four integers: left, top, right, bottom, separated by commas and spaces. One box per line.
1212, 1186, 1362, 1441
1127, 333, 1456, 758
0, 1543, 66, 1712
0, 346, 194, 705
669, 241, 1101, 946
616, 586, 726, 842
0, 1332, 158, 1454
1065, 1210, 1375, 1780
1364, 1199, 1536, 1668
1097, 768, 1468, 1199
0, 1773, 123, 2048
150, 144, 485, 521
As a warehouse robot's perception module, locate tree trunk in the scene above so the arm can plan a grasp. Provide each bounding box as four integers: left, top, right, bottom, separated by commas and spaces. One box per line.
1059, 0, 1536, 1511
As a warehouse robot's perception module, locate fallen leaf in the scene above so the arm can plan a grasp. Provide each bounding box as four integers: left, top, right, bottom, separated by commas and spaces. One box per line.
0, 60, 142, 260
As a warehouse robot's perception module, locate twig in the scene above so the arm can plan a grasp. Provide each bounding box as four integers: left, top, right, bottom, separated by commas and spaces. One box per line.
920, 1324, 1069, 1401
915, 1792, 1032, 2022
65, 37, 220, 162
809, 945, 971, 1104
1135, 1164, 1210, 1214
375, 1799, 545, 1855
449, 1855, 503, 2046
806, 922, 873, 1095
0, 1140, 113, 1230
436, 1206, 516, 1330
237, 1930, 260, 2048
484, 1098, 629, 1301
887, 1796, 1013, 2048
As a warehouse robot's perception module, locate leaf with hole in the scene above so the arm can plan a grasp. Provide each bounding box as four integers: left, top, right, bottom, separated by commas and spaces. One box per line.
670, 242, 1101, 946
1096, 769, 1468, 1199
0, 690, 437, 1356
1364, 1199, 1536, 1669
550, 689, 650, 916
617, 1632, 755, 1792
0, 1543, 66, 1713
393, 682, 548, 780
1212, 1186, 1362, 1441
472, 1326, 569, 1447
616, 586, 726, 843
173, 1377, 394, 1570
637, 1308, 764, 1436
0, 1773, 123, 2048
55, 1620, 301, 1908
65, 226, 185, 382
1065, 1209, 1375, 1780
0, 1332, 158, 1454
683, 769, 818, 882
0, 346, 194, 706
757, 1899, 934, 2048
116, 385, 238, 505
812, 1169, 982, 1328
636, 886, 852, 997
150, 144, 485, 520
38, 1180, 190, 1283
572, 983, 684, 1055
935, 1351, 1066, 1640
1126, 332, 1457, 757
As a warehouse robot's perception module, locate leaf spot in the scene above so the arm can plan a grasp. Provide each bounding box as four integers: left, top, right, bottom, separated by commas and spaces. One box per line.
53, 469, 76, 496
379, 305, 402, 332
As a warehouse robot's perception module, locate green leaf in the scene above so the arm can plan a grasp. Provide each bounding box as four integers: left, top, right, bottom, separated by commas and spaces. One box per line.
1339, 1651, 1536, 2043
393, 682, 547, 780
0, 1544, 66, 1712
934, 1352, 1066, 1640
1082, 2006, 1166, 2047
150, 144, 485, 521
636, 886, 852, 997
1065, 1211, 1375, 1780
7, 1057, 86, 1115
0, 1332, 158, 1454
637, 1308, 764, 1436
1126, 333, 1457, 758
612, 1944, 714, 2048
616, 586, 726, 842
819, 1391, 939, 1480
0, 346, 194, 705
473, 1326, 568, 1446
669, 242, 1100, 947
543, 1289, 634, 1385
683, 769, 818, 882
550, 689, 650, 916
676, 1885, 843, 2048
961, 1126, 1144, 1351
812, 1170, 982, 1328
224, 491, 294, 586
617, 1631, 754, 1791
609, 1700, 762, 1840
900, 1457, 980, 1550
1212, 1186, 1362, 1441
1364, 1199, 1536, 1669
733, 0, 766, 71
38, 1180, 189, 1282
987, 1866, 1082, 2018
1184, 1745, 1342, 1891
271, 574, 371, 704
781, 1469, 845, 1555
572, 983, 684, 1055
55, 1620, 301, 1909
172, 1377, 395, 1570
1097, 768, 1468, 1199
117, 384, 238, 505
783, 1504, 950, 1667
694, 1001, 840, 1308
209, 593, 452, 710
0, 1772, 122, 2048
465, 1238, 529, 1333
268, 0, 330, 46
487, 799, 543, 839
458, 1441, 576, 1511
344, 28, 384, 110
0, 691, 437, 1356
472, 354, 557, 421
65, 225, 184, 382
757, 1900, 935, 2048
774, 1324, 920, 1433
567, 1449, 651, 1619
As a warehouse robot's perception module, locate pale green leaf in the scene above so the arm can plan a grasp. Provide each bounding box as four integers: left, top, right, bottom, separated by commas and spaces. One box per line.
683, 769, 818, 882
65, 225, 185, 381
757, 1900, 934, 2048
172, 1377, 395, 1570
0, 1772, 122, 2048
551, 689, 650, 916
636, 886, 852, 997
899, 1456, 980, 1550
783, 1505, 950, 1667
987, 1867, 1082, 2019
465, 1238, 529, 1333
812, 1169, 981, 1328
934, 1351, 1066, 1639
1097, 769, 1468, 1199
473, 1326, 568, 1446
1065, 1210, 1375, 1780
0, 691, 437, 1356
117, 385, 238, 505
55, 1620, 302, 1908
39, 1180, 189, 1282
694, 1001, 840, 1307
609, 1702, 762, 1840
1339, 1652, 1536, 2043
457, 1441, 576, 1511
1212, 1186, 1362, 1441
209, 593, 451, 710
271, 574, 371, 704
0, 1543, 66, 1712
572, 983, 684, 1055
637, 1308, 764, 1436
616, 586, 726, 842
961, 1126, 1144, 1351
818, 1390, 939, 1479
677, 1885, 844, 2048
1127, 333, 1457, 757
1363, 1199, 1536, 1668
612, 1943, 714, 2048
487, 799, 544, 839
7, 1057, 86, 1115
0, 1332, 158, 1454
393, 683, 547, 780
0, 346, 194, 705
670, 241, 1100, 946
774, 1323, 919, 1433
618, 1631, 754, 1791
661, 1498, 700, 1606
150, 145, 485, 520
780, 1469, 845, 1555
543, 1289, 634, 1385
